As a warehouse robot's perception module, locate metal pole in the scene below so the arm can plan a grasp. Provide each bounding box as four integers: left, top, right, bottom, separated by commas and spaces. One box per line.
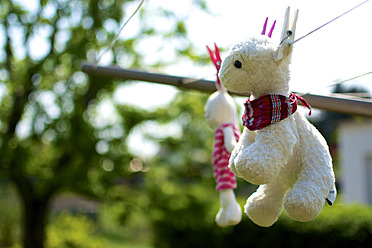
300, 93, 372, 117
82, 63, 372, 117
82, 63, 217, 93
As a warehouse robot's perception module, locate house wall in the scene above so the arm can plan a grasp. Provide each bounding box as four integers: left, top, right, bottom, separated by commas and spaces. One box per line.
339, 120, 372, 204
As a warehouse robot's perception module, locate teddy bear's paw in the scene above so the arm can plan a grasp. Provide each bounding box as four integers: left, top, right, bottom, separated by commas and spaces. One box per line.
284, 198, 323, 222
228, 145, 242, 176
245, 201, 281, 227
234, 156, 275, 185
228, 160, 239, 176
215, 202, 242, 227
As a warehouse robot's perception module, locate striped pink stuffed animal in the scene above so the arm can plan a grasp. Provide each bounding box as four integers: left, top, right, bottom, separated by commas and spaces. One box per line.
204, 44, 242, 227
218, 7, 336, 227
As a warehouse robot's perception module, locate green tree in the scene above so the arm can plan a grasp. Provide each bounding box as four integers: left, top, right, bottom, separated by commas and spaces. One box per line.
0, 0, 208, 247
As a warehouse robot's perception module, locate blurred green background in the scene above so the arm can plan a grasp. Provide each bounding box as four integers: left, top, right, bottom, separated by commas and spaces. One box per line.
1, 0, 372, 247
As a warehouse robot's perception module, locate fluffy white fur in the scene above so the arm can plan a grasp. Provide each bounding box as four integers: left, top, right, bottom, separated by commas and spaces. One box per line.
205, 91, 242, 227
218, 35, 336, 227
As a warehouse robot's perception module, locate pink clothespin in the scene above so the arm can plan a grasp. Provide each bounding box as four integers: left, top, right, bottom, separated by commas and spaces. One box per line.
261, 17, 276, 38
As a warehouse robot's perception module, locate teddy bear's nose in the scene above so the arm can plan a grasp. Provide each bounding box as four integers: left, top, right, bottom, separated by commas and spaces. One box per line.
234, 60, 242, 68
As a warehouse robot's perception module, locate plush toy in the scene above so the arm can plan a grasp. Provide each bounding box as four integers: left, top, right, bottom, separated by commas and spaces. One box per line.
204, 44, 242, 227
218, 7, 337, 227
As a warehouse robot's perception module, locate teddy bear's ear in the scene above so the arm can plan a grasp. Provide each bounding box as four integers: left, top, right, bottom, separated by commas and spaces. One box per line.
207, 43, 227, 93
274, 7, 299, 63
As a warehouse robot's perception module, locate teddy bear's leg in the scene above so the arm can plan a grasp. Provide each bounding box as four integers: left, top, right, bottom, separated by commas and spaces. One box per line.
216, 189, 242, 227
245, 180, 288, 227
233, 119, 298, 185
283, 159, 334, 222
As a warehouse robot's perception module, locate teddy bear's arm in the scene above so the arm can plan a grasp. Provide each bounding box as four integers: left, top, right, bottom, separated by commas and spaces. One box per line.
233, 118, 298, 185
229, 128, 256, 176
222, 125, 238, 153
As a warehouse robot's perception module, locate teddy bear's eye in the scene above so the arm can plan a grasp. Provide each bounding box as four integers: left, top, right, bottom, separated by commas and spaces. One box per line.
234, 60, 242, 68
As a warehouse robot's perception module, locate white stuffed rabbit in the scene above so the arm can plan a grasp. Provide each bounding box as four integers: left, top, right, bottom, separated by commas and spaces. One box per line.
218, 8, 336, 227
204, 44, 242, 227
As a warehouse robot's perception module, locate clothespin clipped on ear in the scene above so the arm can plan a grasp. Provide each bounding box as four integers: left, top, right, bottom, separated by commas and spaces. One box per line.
274, 7, 299, 62
206, 43, 227, 93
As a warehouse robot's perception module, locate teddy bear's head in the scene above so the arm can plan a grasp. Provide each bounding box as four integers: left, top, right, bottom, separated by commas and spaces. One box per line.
219, 8, 298, 98
204, 91, 237, 130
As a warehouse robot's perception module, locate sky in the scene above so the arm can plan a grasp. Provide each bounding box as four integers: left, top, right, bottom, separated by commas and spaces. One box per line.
13, 0, 372, 107
114, 0, 372, 109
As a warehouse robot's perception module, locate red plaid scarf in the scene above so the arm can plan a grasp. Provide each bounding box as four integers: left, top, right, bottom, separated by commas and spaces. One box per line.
242, 93, 311, 131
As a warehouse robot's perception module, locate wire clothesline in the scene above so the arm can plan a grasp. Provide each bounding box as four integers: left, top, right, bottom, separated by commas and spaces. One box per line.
325, 71, 372, 88
293, 0, 370, 44
297, 70, 372, 97
95, 0, 145, 66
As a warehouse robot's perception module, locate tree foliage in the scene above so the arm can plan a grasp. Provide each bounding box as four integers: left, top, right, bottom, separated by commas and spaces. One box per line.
0, 0, 208, 247
151, 204, 372, 248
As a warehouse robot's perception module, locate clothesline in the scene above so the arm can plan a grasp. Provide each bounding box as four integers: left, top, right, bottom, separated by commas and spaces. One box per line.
81, 63, 372, 117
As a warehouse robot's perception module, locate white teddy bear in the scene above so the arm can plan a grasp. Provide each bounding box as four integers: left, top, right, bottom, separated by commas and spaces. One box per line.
204, 44, 242, 227
218, 7, 336, 227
